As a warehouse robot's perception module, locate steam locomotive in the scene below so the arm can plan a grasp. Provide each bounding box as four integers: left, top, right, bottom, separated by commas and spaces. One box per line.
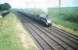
17, 9, 52, 27
26, 12, 52, 27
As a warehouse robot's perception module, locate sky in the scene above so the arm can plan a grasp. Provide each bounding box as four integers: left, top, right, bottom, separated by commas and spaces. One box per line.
0, 0, 78, 8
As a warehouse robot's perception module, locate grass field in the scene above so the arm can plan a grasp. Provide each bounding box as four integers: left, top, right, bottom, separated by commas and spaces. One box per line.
48, 7, 78, 36
0, 12, 37, 50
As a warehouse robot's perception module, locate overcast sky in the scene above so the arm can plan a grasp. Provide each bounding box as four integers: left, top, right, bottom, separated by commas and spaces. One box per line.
0, 0, 78, 8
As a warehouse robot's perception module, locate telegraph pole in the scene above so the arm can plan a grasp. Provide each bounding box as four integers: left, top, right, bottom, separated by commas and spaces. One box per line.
59, 0, 61, 16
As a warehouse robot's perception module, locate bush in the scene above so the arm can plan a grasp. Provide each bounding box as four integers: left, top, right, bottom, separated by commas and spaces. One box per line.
67, 16, 78, 23
59, 13, 78, 23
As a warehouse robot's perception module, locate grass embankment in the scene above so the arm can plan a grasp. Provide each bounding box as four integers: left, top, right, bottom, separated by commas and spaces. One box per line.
0, 12, 37, 50
48, 7, 78, 36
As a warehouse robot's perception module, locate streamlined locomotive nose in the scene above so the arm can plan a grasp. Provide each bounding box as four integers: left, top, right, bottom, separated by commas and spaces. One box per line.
45, 19, 51, 27
47, 20, 51, 23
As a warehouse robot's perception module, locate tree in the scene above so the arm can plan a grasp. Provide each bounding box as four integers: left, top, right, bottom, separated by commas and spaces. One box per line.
0, 3, 11, 11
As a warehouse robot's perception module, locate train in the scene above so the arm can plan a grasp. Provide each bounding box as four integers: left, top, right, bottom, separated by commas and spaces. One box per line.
29, 13, 52, 27
18, 9, 52, 27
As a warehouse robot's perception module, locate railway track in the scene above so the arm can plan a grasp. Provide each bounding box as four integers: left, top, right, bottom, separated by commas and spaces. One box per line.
16, 12, 78, 50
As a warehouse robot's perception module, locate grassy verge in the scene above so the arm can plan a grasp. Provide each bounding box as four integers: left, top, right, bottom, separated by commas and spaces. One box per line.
53, 17, 78, 30
0, 12, 38, 50
52, 17, 78, 36
0, 13, 25, 50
